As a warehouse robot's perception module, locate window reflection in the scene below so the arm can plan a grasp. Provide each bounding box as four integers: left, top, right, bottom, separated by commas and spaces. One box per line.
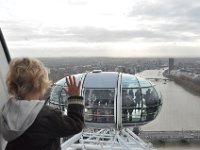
142, 87, 160, 121
49, 85, 68, 111
84, 89, 115, 123
122, 87, 161, 124
122, 88, 140, 123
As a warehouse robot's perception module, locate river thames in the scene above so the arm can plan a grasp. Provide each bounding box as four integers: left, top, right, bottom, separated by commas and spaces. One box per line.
137, 69, 200, 150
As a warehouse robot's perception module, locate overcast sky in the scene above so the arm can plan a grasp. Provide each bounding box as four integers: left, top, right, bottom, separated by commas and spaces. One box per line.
1, 0, 200, 58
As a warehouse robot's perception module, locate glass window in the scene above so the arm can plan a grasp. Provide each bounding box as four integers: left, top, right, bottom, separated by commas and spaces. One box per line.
55, 73, 83, 86
141, 87, 160, 121
122, 74, 140, 88
122, 87, 162, 124
49, 85, 68, 111
84, 88, 115, 123
137, 77, 152, 88
49, 74, 83, 111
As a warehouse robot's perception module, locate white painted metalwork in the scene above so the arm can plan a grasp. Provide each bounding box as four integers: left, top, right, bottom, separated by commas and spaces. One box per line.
0, 29, 10, 150
61, 128, 154, 150
117, 73, 122, 130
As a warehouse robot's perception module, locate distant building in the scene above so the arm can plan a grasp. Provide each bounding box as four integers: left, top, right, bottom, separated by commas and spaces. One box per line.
115, 66, 126, 73
169, 58, 174, 74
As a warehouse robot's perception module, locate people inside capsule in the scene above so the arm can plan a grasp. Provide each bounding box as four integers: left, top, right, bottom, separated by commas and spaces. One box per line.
145, 89, 151, 105
135, 89, 142, 107
122, 89, 135, 122
93, 90, 111, 106
84, 89, 115, 123
144, 88, 160, 121
0, 57, 84, 150
128, 89, 136, 112
128, 89, 134, 98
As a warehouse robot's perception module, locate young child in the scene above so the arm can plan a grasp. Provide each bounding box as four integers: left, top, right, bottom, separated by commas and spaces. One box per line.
0, 57, 84, 150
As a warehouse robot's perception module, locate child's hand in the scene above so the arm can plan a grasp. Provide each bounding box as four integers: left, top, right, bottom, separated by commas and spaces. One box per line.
63, 75, 81, 96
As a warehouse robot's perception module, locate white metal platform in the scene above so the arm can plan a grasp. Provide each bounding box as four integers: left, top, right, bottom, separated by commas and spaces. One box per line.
61, 128, 154, 150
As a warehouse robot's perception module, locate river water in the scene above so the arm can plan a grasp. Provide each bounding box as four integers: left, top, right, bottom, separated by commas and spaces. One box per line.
136, 69, 200, 150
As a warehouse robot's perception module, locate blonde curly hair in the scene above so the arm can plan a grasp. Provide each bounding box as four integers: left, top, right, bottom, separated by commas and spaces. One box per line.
6, 57, 52, 99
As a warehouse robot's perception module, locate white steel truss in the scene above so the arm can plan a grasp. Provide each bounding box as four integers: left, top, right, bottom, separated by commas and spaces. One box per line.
61, 128, 155, 150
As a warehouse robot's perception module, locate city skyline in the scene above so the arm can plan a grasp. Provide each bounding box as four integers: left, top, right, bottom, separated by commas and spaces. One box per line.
1, 0, 200, 58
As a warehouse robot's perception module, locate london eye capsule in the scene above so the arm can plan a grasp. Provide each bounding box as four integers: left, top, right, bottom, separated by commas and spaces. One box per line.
48, 71, 163, 129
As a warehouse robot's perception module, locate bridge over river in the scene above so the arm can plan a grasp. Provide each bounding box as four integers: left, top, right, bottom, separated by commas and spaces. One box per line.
136, 69, 200, 150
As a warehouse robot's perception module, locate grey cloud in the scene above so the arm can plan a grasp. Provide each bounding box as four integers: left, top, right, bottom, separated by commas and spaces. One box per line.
9, 46, 111, 58
128, 0, 200, 40
128, 0, 200, 27
150, 45, 200, 57
67, 0, 87, 5
129, 0, 200, 20
66, 26, 200, 42
2, 20, 197, 43
64, 27, 171, 42
1, 20, 44, 41
158, 22, 200, 34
